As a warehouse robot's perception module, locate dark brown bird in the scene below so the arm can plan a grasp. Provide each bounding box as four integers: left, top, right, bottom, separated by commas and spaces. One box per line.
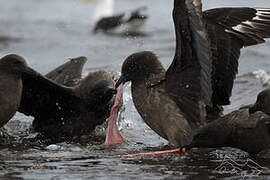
180, 108, 270, 154
18, 57, 116, 141
116, 0, 212, 146
116, 0, 270, 147
0, 54, 37, 128
248, 89, 270, 115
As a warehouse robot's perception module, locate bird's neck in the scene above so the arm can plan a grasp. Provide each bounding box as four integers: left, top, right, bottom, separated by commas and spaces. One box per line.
93, 0, 114, 22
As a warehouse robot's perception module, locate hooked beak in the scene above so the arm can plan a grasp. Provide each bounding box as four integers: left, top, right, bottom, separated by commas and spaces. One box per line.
180, 141, 195, 153
115, 75, 127, 88
249, 103, 260, 114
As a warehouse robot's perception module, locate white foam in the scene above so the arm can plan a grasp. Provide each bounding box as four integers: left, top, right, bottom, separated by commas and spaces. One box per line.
253, 69, 270, 86
46, 144, 64, 151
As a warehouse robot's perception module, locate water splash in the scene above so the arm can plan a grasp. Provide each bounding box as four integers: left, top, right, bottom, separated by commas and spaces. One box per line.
253, 69, 270, 87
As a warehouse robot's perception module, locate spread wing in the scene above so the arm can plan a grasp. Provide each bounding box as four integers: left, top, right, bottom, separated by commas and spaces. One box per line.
205, 22, 243, 106
204, 8, 270, 40
45, 56, 86, 87
203, 8, 270, 106
204, 8, 257, 28
94, 14, 124, 32
166, 0, 212, 126
18, 68, 81, 119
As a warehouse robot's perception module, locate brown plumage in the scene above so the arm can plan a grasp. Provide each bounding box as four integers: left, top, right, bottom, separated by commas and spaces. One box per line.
181, 109, 270, 154
179, 6, 270, 153
116, 0, 212, 146
203, 7, 270, 118
0, 54, 37, 128
18, 57, 116, 141
116, 0, 270, 147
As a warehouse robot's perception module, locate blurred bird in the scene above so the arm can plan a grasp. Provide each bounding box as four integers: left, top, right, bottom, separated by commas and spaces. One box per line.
84, 0, 148, 36
18, 56, 117, 142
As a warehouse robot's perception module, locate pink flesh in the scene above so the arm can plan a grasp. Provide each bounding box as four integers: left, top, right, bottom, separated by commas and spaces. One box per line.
113, 148, 189, 158
105, 83, 126, 145
104, 84, 189, 157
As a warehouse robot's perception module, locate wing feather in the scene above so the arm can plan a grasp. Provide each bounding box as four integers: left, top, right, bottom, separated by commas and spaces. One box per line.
18, 69, 81, 119
45, 57, 86, 86
166, 0, 212, 126
203, 7, 270, 108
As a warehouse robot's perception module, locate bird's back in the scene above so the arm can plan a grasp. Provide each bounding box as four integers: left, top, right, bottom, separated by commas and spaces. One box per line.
0, 71, 22, 127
